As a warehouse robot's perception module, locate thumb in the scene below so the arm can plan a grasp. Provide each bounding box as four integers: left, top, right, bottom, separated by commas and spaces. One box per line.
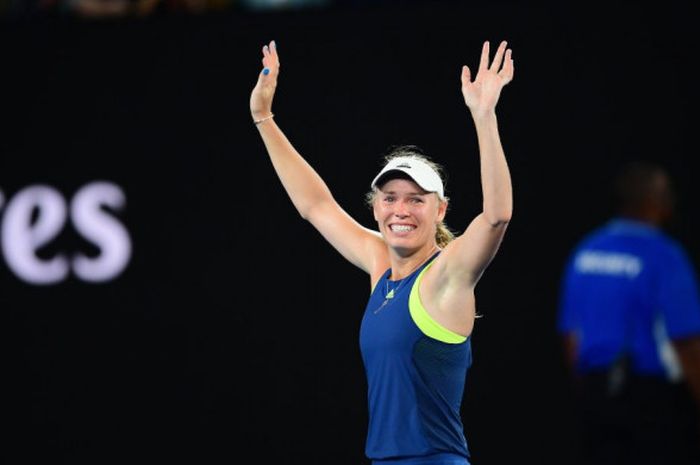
461, 65, 471, 86
255, 66, 270, 85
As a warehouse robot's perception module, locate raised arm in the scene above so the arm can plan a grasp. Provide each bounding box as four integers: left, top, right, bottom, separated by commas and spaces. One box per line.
250, 40, 387, 275
419, 41, 514, 337
437, 40, 514, 288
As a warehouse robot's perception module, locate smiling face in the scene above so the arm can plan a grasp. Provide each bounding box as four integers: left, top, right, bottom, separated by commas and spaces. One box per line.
373, 178, 447, 254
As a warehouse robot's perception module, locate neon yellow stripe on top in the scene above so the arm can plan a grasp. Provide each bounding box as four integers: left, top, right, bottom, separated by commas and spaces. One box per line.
409, 261, 467, 344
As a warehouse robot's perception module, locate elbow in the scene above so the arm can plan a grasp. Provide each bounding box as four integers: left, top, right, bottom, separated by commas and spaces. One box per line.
483, 209, 512, 227
483, 196, 512, 226
294, 199, 318, 220
490, 218, 511, 228
298, 207, 311, 221
296, 192, 335, 222
300, 201, 326, 222
299, 208, 317, 222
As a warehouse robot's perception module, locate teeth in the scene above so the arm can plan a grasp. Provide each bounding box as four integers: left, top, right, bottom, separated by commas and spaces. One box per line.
391, 225, 414, 232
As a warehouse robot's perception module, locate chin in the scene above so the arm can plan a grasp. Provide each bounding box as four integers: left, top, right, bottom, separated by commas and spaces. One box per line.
387, 238, 421, 252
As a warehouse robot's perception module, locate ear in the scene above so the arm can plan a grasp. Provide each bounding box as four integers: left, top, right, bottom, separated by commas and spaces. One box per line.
436, 199, 448, 223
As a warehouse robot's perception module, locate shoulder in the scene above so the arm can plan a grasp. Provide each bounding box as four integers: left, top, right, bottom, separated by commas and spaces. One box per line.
417, 252, 475, 338
655, 234, 696, 270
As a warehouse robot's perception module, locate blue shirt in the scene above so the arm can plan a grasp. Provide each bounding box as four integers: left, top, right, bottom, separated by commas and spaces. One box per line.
359, 252, 471, 462
557, 218, 700, 378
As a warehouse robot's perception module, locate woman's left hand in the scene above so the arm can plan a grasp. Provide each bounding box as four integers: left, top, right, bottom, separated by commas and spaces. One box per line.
461, 40, 514, 119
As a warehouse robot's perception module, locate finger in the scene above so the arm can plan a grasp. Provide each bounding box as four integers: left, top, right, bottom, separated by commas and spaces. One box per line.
477, 40, 490, 75
261, 44, 269, 67
269, 40, 281, 77
489, 40, 508, 72
270, 39, 280, 67
260, 43, 278, 77
498, 49, 514, 83
461, 65, 471, 86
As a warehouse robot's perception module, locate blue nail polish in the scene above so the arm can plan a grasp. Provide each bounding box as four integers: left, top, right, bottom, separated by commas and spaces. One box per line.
263, 68, 270, 75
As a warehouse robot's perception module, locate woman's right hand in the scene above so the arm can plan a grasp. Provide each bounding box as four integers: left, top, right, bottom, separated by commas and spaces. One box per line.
250, 40, 279, 122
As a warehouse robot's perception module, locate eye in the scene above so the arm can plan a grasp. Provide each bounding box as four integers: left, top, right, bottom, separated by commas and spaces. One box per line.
383, 195, 395, 203
410, 197, 424, 204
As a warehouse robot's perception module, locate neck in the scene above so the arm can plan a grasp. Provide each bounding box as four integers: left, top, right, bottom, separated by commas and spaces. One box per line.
619, 211, 664, 227
390, 245, 439, 280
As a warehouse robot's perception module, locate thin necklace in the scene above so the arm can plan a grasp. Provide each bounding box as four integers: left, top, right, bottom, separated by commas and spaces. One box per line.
373, 246, 439, 314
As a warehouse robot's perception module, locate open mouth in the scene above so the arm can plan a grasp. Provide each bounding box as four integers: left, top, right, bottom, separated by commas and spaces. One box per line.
390, 224, 416, 233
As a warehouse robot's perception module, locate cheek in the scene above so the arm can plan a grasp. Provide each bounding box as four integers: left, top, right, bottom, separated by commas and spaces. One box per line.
420, 204, 438, 218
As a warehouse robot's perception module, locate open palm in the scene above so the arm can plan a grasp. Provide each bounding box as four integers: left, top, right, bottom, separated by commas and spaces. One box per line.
461, 40, 514, 118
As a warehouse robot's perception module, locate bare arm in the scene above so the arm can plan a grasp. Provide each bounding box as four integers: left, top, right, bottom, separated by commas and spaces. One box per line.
673, 336, 700, 448
417, 40, 514, 337
561, 332, 582, 382
433, 41, 514, 291
250, 41, 386, 275
674, 336, 700, 412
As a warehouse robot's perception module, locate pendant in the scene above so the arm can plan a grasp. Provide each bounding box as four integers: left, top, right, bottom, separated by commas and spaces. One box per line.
374, 284, 397, 314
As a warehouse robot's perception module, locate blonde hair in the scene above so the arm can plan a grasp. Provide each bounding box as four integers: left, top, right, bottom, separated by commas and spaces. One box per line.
366, 145, 455, 248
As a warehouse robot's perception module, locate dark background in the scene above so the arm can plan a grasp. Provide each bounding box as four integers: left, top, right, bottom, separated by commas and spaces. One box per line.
2, 2, 698, 464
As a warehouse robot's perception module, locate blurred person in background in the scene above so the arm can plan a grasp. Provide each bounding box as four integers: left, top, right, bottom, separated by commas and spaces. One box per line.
557, 160, 700, 465
65, 0, 154, 17
249, 39, 514, 465
239, 0, 331, 11
24, 0, 232, 18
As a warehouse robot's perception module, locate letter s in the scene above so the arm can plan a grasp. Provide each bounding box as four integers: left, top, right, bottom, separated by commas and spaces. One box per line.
71, 181, 132, 282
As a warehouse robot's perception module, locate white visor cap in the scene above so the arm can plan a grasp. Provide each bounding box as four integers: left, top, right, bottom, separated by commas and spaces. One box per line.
371, 156, 445, 200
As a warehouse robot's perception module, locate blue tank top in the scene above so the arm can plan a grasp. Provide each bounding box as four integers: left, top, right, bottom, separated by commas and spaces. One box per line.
359, 251, 472, 462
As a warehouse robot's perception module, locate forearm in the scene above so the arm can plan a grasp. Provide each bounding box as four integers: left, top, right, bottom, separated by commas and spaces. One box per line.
675, 337, 700, 413
256, 119, 334, 219
472, 112, 512, 225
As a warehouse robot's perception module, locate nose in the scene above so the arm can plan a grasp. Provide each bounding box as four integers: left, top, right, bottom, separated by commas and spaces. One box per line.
393, 199, 410, 218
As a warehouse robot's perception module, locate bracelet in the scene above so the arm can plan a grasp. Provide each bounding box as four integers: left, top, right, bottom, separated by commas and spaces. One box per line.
253, 113, 275, 125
